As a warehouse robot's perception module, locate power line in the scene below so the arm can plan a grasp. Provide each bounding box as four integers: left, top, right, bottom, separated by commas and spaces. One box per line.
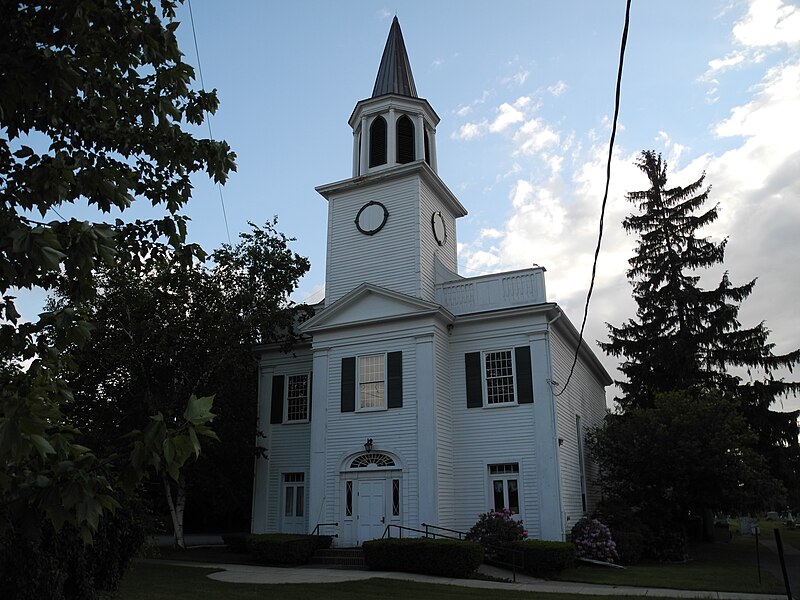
187, 0, 232, 246
554, 0, 632, 397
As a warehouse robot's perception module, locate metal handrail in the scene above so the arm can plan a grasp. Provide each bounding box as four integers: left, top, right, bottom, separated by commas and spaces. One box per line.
421, 522, 468, 540
311, 522, 339, 537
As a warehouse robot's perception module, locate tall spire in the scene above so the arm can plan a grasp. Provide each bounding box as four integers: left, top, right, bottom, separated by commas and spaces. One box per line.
371, 16, 418, 98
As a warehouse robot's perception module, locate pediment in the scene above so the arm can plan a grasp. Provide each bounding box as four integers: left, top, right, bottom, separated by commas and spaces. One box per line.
299, 283, 451, 333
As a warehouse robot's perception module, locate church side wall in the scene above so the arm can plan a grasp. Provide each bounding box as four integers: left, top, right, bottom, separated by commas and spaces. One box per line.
549, 328, 608, 532
325, 177, 421, 305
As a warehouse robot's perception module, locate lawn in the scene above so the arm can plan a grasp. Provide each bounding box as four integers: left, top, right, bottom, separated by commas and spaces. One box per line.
117, 562, 657, 600
557, 536, 786, 594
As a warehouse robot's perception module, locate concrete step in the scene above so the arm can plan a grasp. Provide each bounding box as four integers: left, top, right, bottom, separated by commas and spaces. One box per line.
308, 548, 366, 568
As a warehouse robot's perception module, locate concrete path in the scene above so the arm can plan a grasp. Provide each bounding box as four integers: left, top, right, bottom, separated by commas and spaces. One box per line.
145, 558, 788, 599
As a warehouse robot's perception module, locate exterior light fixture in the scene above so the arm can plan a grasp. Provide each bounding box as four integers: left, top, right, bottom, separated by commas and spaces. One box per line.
364, 438, 374, 452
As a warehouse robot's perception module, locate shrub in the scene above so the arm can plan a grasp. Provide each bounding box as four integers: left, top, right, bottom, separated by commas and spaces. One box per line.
363, 538, 484, 578
570, 518, 619, 563
246, 533, 326, 565
512, 540, 576, 577
610, 530, 645, 565
466, 508, 528, 548
0, 500, 147, 600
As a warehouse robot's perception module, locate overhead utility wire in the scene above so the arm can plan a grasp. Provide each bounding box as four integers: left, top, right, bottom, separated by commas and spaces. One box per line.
187, 0, 232, 246
554, 0, 632, 397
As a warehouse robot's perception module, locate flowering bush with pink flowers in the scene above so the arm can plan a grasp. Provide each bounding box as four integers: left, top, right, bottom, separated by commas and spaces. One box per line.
570, 518, 619, 563
466, 508, 528, 549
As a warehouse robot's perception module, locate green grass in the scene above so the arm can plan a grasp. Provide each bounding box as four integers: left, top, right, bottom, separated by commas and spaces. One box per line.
116, 562, 659, 600
557, 538, 785, 594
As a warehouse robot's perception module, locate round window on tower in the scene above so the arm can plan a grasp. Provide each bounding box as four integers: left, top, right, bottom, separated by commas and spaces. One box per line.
431, 211, 447, 246
355, 201, 389, 235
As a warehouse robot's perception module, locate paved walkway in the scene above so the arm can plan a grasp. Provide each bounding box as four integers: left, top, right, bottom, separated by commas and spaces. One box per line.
144, 559, 788, 599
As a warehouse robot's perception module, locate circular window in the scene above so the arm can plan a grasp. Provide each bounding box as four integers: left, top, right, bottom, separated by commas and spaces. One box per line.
431, 211, 447, 246
355, 201, 389, 235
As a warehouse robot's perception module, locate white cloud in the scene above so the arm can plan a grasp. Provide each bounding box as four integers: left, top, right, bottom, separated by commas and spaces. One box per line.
489, 97, 530, 133
452, 121, 487, 141
733, 0, 800, 48
548, 80, 568, 97
513, 119, 560, 155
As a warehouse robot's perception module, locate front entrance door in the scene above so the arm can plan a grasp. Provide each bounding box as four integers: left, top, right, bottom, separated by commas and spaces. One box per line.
357, 479, 385, 544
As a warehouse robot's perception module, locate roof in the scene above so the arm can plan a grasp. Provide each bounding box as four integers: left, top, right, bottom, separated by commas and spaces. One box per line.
372, 16, 418, 98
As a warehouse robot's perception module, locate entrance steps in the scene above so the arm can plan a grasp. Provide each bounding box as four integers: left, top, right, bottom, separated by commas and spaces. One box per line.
308, 547, 366, 569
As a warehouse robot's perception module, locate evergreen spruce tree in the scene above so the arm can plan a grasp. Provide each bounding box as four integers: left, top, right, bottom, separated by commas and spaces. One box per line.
600, 150, 800, 503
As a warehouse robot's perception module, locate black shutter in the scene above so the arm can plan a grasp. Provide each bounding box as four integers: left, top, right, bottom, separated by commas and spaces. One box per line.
387, 351, 403, 408
308, 372, 313, 421
270, 375, 284, 424
465, 352, 483, 408
396, 115, 415, 164
369, 117, 387, 167
515, 346, 534, 404
341, 357, 356, 412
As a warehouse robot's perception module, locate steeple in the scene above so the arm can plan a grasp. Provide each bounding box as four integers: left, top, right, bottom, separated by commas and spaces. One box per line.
372, 16, 418, 98
348, 18, 439, 177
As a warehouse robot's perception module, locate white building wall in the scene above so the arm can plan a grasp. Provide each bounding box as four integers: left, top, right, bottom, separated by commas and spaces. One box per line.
448, 316, 546, 538
419, 178, 458, 302
550, 327, 608, 533
252, 351, 313, 534
325, 176, 421, 305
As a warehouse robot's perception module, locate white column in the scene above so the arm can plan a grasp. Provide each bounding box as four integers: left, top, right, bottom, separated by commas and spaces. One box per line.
415, 113, 425, 162
359, 116, 368, 174
387, 107, 396, 166
416, 334, 438, 526
251, 365, 274, 533
308, 348, 330, 534
530, 332, 565, 541
429, 127, 438, 172
352, 129, 360, 177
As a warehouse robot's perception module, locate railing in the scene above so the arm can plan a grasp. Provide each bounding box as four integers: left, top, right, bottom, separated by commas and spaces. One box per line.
421, 522, 467, 540
435, 267, 547, 316
312, 522, 339, 537
381, 523, 523, 582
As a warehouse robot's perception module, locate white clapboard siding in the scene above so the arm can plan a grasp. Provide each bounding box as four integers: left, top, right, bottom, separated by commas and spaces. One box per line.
325, 176, 421, 305
549, 328, 608, 530
434, 331, 455, 527
419, 178, 459, 302
448, 330, 542, 538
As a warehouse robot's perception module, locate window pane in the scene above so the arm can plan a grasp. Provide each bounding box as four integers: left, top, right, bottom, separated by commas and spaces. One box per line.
392, 480, 400, 516
493, 480, 505, 512
359, 354, 385, 409
287, 374, 309, 421
485, 350, 515, 404
296, 486, 305, 518
285, 487, 294, 517
345, 481, 353, 517
508, 479, 519, 514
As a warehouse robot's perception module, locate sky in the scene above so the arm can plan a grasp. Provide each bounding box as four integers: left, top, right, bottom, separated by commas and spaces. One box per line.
21, 0, 800, 411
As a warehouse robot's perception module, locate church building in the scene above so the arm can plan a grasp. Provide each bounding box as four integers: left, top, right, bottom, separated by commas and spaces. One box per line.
251, 17, 611, 546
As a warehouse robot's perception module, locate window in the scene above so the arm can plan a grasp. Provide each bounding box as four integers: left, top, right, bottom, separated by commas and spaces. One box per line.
392, 479, 400, 516
345, 481, 353, 517
341, 352, 402, 412
484, 350, 515, 405
576, 415, 588, 512
282, 472, 305, 518
359, 353, 385, 410
489, 463, 520, 514
369, 116, 387, 167
465, 347, 533, 408
286, 374, 309, 421
396, 115, 415, 164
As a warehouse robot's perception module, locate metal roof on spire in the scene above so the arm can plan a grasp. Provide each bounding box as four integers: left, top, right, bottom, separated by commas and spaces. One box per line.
371, 16, 418, 98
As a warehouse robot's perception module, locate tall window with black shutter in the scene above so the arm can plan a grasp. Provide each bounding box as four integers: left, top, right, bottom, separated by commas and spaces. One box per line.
396, 115, 415, 164
369, 116, 387, 167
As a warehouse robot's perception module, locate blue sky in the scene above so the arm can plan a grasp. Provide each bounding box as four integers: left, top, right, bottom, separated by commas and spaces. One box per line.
22, 0, 800, 409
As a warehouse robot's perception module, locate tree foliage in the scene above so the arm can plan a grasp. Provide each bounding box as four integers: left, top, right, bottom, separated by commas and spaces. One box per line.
0, 0, 235, 549
53, 221, 310, 540
598, 150, 800, 507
